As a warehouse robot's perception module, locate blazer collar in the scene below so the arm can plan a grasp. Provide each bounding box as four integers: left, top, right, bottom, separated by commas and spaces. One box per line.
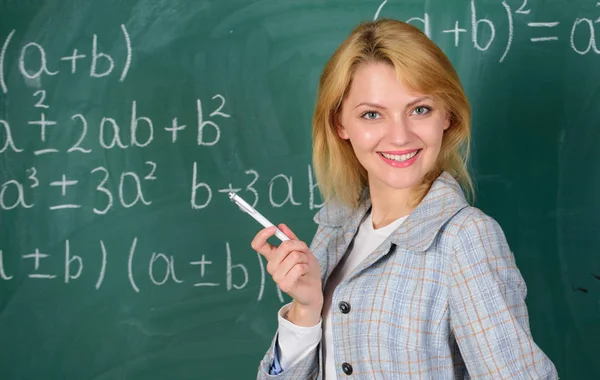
313, 171, 469, 252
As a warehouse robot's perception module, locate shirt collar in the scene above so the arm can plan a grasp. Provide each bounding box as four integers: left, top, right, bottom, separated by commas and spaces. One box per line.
313, 171, 470, 252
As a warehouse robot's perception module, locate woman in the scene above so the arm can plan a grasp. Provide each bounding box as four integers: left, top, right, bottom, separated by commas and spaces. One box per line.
252, 19, 558, 379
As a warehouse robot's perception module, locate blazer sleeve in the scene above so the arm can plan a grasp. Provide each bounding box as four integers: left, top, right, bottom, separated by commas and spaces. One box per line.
256, 222, 330, 380
448, 209, 558, 379
256, 332, 320, 379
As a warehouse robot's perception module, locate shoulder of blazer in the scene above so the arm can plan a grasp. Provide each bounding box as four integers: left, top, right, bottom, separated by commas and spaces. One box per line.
312, 172, 472, 251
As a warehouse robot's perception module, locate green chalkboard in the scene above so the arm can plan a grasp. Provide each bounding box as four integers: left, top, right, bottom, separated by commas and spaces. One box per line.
0, 0, 598, 378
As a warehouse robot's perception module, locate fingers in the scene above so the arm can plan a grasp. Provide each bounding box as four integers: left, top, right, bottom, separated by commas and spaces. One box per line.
251, 224, 312, 293
278, 263, 309, 294
250, 226, 278, 260
251, 226, 307, 262
271, 249, 308, 284
266, 239, 310, 273
278, 223, 298, 240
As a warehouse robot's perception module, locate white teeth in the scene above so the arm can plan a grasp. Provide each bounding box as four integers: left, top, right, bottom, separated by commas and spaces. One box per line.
381, 150, 419, 162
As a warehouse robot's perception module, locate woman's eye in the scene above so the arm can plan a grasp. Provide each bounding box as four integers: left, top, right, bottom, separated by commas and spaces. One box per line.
361, 111, 381, 120
412, 106, 431, 115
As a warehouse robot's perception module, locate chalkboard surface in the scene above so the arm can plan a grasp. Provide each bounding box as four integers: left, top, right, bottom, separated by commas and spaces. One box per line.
1, 0, 599, 379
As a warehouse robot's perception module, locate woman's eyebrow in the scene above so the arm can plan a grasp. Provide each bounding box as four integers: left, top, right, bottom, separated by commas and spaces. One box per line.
354, 96, 434, 110
354, 102, 386, 110
405, 96, 434, 108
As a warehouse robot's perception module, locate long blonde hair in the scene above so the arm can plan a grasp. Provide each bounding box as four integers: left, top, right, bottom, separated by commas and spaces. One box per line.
312, 19, 474, 209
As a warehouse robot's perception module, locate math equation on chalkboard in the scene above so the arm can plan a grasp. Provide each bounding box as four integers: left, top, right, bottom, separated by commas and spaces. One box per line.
0, 23, 324, 214
2, 0, 600, 211
1, 1, 599, 294
0, 19, 323, 299
0, 239, 284, 302
374, 0, 600, 62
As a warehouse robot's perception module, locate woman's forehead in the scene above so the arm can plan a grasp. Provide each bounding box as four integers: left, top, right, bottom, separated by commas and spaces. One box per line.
348, 62, 434, 99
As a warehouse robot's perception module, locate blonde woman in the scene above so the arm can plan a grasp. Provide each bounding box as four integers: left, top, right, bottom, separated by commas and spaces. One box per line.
252, 19, 558, 379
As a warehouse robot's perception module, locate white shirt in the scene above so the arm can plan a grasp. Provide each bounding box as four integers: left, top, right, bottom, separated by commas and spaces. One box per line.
276, 211, 407, 379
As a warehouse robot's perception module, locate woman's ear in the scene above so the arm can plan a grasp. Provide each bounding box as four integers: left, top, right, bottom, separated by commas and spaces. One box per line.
335, 113, 350, 140
337, 124, 349, 140
443, 111, 451, 131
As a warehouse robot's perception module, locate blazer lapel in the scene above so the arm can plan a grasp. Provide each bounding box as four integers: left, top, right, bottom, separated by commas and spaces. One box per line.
313, 195, 371, 288
343, 172, 470, 282
312, 172, 469, 286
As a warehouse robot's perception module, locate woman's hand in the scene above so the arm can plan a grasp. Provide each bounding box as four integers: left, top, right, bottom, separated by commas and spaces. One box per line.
251, 224, 323, 326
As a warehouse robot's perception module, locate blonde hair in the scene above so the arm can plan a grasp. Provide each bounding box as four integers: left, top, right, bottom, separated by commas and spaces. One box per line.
312, 19, 474, 209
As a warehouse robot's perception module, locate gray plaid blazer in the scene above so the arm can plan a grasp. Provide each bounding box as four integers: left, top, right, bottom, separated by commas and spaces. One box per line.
257, 172, 558, 379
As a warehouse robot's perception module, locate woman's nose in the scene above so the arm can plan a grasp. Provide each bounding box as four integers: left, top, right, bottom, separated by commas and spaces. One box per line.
388, 115, 410, 144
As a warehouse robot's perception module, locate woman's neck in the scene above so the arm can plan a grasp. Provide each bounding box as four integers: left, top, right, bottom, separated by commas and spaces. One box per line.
368, 184, 416, 229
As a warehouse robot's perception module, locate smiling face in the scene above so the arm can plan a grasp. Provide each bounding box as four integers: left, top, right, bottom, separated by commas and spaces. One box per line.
337, 62, 450, 196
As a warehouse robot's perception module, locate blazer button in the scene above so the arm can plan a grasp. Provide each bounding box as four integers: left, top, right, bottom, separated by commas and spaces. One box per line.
338, 301, 351, 314
342, 362, 353, 375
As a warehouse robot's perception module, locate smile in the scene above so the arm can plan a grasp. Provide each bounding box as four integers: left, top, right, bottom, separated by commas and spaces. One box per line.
378, 149, 421, 168
380, 150, 419, 162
